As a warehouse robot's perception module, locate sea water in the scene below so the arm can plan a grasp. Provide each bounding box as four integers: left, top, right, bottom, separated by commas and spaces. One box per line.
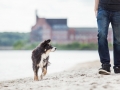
0, 50, 113, 81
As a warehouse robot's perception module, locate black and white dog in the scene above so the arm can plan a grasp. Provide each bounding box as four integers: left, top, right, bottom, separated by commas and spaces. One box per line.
31, 39, 56, 81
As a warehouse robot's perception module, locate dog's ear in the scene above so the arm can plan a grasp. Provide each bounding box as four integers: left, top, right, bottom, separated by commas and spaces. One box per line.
46, 39, 51, 43
41, 39, 51, 47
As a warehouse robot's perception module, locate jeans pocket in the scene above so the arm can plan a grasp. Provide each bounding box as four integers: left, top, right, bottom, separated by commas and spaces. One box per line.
97, 7, 107, 19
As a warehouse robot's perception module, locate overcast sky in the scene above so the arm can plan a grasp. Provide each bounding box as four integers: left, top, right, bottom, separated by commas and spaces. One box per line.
0, 0, 96, 32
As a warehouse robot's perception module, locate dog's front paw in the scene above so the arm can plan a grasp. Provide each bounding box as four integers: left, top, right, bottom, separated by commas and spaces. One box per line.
34, 79, 39, 81
34, 76, 39, 81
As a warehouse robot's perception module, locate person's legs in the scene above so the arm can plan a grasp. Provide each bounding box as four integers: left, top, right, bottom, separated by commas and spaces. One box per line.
97, 8, 111, 64
111, 11, 120, 73
97, 7, 111, 75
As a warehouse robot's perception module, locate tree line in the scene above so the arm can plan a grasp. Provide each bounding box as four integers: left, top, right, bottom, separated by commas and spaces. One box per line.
0, 32, 29, 47
0, 32, 113, 50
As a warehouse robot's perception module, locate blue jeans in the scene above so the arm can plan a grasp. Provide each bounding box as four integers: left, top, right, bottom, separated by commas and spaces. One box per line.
97, 7, 120, 67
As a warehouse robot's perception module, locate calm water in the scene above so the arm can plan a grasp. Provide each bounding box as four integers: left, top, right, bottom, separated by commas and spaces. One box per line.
0, 50, 113, 81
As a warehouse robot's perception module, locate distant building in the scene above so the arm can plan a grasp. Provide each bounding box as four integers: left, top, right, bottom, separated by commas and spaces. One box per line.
30, 10, 112, 44
30, 10, 69, 43
68, 28, 112, 43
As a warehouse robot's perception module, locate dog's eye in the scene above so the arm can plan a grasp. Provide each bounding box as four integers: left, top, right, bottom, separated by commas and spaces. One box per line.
47, 45, 51, 48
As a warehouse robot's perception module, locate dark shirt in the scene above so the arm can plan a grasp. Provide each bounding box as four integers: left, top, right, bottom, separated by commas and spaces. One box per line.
99, 0, 120, 11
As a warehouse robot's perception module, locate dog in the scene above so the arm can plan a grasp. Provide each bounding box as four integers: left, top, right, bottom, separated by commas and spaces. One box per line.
31, 39, 56, 81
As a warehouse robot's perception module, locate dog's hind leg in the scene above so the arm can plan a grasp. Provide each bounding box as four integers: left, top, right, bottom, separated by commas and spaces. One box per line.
33, 66, 39, 81
40, 67, 47, 80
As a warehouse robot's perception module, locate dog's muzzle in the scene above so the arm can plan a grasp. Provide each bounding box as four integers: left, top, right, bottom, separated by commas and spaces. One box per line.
51, 47, 57, 52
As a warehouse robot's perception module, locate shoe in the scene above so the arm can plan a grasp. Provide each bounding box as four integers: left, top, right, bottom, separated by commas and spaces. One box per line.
99, 64, 111, 75
114, 66, 120, 73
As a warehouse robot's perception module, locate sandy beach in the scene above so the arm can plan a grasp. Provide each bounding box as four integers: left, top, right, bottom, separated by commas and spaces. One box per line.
0, 60, 120, 90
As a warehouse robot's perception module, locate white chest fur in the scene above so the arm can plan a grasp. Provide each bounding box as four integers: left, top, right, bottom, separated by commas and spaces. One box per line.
41, 53, 48, 59
37, 50, 50, 68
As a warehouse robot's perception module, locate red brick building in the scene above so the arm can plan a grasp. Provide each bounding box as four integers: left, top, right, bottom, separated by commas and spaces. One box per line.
30, 10, 69, 44
30, 11, 112, 44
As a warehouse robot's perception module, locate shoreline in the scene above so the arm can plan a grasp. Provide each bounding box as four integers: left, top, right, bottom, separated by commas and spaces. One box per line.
0, 60, 120, 90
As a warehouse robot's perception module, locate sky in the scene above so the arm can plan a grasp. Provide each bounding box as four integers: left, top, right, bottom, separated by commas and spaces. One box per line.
0, 0, 96, 32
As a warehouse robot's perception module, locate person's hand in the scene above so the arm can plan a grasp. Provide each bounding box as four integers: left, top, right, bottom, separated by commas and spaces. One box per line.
95, 10, 98, 17
94, 0, 99, 18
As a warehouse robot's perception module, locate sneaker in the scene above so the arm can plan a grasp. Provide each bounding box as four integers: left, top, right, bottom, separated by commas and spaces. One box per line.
114, 66, 120, 73
99, 64, 111, 75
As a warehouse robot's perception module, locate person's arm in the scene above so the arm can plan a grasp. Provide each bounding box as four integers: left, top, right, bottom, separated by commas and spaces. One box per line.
94, 0, 99, 17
